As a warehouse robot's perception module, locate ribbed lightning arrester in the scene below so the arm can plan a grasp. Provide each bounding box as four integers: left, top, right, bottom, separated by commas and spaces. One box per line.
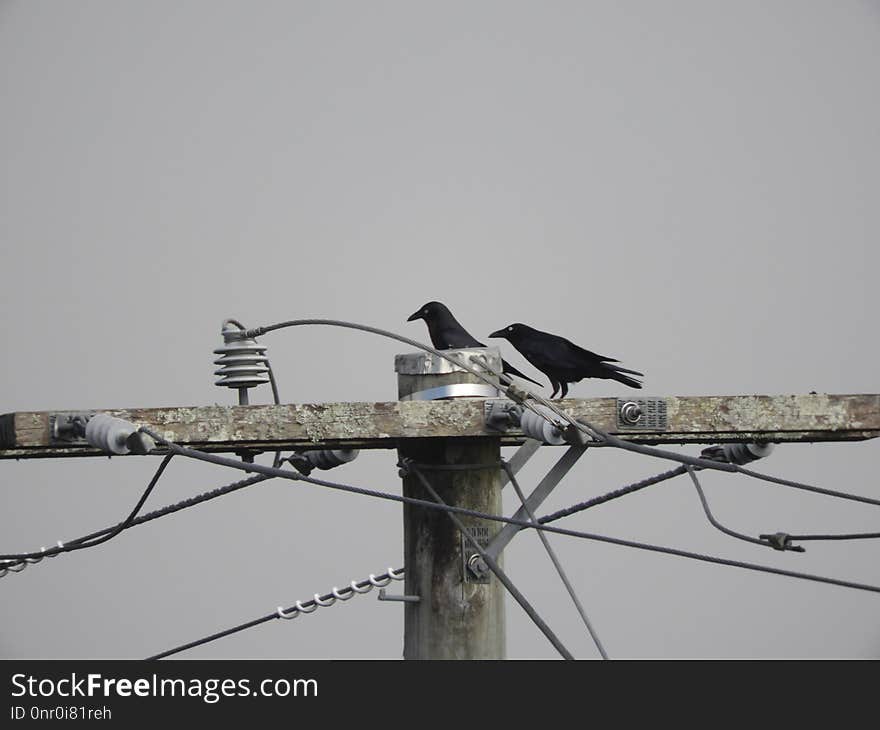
213, 319, 270, 405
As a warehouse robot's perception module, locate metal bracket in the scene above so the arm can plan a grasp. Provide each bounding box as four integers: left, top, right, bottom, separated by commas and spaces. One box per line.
500, 438, 543, 489
461, 525, 493, 584
616, 398, 668, 431
401, 383, 501, 401
484, 398, 522, 431
377, 588, 421, 603
50, 413, 93, 444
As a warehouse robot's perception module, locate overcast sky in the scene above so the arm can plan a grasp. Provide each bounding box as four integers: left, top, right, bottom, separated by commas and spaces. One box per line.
1, 0, 879, 659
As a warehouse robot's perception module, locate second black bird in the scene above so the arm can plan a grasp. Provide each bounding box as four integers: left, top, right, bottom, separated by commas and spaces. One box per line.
489, 323, 643, 399
407, 301, 543, 387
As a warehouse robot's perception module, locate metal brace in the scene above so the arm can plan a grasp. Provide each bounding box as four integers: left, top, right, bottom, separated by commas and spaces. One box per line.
377, 588, 421, 603
484, 444, 588, 560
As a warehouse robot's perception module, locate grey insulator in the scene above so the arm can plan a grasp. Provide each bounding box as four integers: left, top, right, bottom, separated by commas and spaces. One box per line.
519, 405, 567, 445
305, 449, 360, 470
290, 449, 360, 475
85, 415, 136, 455
213, 322, 269, 390
704, 442, 776, 466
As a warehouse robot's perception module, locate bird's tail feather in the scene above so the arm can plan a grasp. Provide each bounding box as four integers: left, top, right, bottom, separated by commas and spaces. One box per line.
608, 364, 643, 377
602, 363, 643, 389
611, 373, 642, 389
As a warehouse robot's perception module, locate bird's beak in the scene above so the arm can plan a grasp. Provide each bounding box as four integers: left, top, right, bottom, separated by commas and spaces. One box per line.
407, 310, 422, 322
488, 328, 505, 339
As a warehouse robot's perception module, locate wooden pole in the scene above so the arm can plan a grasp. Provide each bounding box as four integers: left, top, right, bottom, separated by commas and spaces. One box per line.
396, 348, 506, 659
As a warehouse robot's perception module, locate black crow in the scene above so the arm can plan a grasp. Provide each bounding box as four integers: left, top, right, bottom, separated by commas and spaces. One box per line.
407, 301, 543, 387
489, 323, 643, 399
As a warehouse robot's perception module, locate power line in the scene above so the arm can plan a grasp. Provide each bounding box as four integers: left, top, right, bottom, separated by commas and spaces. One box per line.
539, 465, 689, 524
0, 455, 174, 570
502, 461, 608, 659
140, 431, 880, 597
787, 532, 880, 542
242, 318, 880, 516
0, 472, 274, 578
686, 467, 802, 552
147, 566, 405, 660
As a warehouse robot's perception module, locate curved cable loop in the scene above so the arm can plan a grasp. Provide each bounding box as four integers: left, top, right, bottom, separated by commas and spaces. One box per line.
349, 580, 373, 594
368, 573, 392, 587
388, 566, 405, 581
331, 586, 355, 601
276, 605, 299, 619
295, 600, 318, 614
243, 318, 583, 438
686, 467, 797, 551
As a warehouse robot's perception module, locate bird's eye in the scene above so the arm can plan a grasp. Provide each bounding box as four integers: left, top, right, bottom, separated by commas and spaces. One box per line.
423, 309, 428, 315
508, 326, 513, 331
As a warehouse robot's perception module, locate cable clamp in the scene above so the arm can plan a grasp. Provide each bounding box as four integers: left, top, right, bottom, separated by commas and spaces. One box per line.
504, 385, 529, 404
759, 532, 805, 553
396, 458, 413, 477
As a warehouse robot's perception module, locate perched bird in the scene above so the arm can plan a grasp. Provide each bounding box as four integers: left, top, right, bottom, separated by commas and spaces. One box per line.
489, 323, 643, 399
407, 301, 543, 387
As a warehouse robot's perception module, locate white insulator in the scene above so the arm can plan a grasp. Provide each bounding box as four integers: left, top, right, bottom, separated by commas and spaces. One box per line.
85, 414, 136, 455
719, 442, 775, 465
305, 449, 360, 470
519, 405, 567, 445
213, 322, 270, 390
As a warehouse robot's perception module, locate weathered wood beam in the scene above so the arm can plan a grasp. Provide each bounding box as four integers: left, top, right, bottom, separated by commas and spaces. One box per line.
1, 393, 878, 459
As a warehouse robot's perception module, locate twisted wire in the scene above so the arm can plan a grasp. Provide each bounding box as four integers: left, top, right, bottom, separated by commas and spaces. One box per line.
147, 566, 404, 660
0, 455, 174, 572
0, 472, 273, 578
539, 465, 689, 524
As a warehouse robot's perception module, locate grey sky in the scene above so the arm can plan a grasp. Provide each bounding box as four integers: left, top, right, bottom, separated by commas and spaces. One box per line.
1, 1, 879, 658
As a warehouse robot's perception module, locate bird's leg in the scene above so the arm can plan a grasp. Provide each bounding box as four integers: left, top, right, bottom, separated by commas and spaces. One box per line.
550, 380, 560, 399
559, 382, 569, 400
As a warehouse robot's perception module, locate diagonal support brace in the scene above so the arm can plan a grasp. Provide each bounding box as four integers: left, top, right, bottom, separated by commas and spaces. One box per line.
484, 444, 588, 560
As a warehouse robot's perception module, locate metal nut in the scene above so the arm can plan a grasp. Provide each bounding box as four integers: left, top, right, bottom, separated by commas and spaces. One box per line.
620, 401, 642, 425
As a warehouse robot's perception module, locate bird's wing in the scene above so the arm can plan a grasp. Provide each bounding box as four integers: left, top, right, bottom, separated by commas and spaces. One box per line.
441, 327, 484, 348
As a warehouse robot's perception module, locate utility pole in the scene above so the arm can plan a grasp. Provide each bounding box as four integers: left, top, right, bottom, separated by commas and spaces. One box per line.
396, 347, 506, 659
